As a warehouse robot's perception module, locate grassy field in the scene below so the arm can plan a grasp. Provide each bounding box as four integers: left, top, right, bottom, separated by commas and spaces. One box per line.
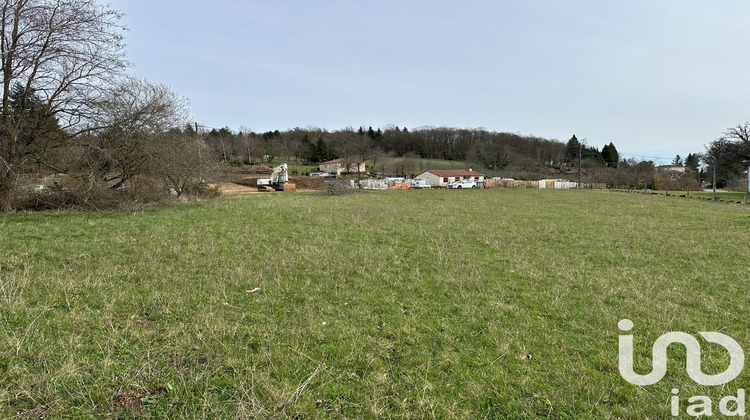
688, 190, 748, 202
624, 188, 749, 203
2, 189, 750, 418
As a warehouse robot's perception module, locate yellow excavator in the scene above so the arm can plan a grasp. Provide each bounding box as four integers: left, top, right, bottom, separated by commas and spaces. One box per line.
257, 163, 296, 192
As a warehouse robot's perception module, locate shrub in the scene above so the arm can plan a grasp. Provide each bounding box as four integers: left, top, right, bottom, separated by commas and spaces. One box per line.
11, 185, 168, 212
229, 156, 244, 167
319, 183, 355, 196
181, 182, 220, 198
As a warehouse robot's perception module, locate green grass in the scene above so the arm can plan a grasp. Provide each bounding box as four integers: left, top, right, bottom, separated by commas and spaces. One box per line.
2, 190, 750, 418
621, 188, 750, 203
688, 190, 748, 201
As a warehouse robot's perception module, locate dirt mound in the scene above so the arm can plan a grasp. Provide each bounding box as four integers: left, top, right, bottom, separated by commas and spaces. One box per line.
233, 176, 260, 188
212, 182, 259, 194
246, 165, 272, 174
230, 176, 323, 190
290, 176, 324, 190
215, 175, 323, 194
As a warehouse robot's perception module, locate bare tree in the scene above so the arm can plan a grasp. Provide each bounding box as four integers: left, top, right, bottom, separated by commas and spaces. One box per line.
351, 132, 375, 179
90, 76, 189, 135
628, 160, 656, 190
400, 153, 419, 177
84, 77, 190, 190
149, 130, 218, 196
725, 122, 750, 144
0, 0, 126, 209
703, 136, 745, 189
333, 128, 374, 179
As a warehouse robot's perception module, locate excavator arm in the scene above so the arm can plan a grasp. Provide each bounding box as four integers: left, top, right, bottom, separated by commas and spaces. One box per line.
258, 163, 295, 192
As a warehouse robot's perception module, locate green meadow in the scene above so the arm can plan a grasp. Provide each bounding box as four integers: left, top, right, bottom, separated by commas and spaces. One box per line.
2, 189, 750, 418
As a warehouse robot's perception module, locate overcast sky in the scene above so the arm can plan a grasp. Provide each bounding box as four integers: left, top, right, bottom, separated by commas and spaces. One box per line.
108, 0, 750, 162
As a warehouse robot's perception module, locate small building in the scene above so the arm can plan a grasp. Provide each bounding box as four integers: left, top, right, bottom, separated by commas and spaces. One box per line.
415, 169, 485, 187
319, 159, 366, 176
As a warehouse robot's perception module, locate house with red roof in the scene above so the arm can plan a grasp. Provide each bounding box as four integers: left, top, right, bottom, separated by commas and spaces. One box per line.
415, 169, 485, 187
656, 165, 687, 179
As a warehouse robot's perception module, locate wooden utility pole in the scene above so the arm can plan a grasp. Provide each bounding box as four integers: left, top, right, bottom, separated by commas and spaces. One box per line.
196, 122, 203, 182
712, 164, 717, 200
578, 144, 582, 189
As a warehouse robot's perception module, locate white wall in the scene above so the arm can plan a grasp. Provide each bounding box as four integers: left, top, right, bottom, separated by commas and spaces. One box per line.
416, 172, 443, 186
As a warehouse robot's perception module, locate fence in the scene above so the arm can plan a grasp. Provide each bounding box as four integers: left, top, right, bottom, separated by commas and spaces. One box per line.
486, 179, 606, 189
323, 180, 355, 189
358, 179, 388, 190
486, 179, 540, 189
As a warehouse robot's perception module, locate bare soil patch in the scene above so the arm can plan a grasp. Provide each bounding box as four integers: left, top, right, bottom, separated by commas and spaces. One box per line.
113, 386, 168, 414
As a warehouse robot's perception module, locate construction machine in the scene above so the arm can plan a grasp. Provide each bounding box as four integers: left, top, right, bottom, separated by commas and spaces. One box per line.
257, 163, 296, 192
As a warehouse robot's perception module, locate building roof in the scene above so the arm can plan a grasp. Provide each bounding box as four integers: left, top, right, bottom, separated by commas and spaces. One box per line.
421, 170, 485, 177
320, 158, 361, 165
656, 165, 686, 172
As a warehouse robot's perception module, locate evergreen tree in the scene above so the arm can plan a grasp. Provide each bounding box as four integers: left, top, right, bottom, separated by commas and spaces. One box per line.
566, 135, 580, 164
606, 142, 618, 167
299, 134, 315, 162
684, 153, 700, 173
314, 138, 326, 163
8, 83, 65, 152
314, 138, 337, 162
672, 155, 683, 166
583, 146, 604, 165
601, 143, 619, 168
601, 144, 612, 166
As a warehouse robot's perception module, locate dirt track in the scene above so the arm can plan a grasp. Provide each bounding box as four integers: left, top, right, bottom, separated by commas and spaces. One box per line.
213, 182, 261, 195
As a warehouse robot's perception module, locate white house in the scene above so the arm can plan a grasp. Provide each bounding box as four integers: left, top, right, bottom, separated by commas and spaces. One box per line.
415, 169, 485, 187
319, 159, 366, 175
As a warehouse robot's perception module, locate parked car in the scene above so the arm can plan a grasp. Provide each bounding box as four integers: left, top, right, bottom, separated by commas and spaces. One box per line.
448, 180, 477, 189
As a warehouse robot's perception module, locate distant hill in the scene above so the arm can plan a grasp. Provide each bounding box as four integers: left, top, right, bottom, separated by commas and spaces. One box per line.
203, 125, 616, 180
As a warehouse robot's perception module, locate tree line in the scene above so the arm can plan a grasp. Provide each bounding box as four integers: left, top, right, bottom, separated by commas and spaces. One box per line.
199, 125, 624, 176
609, 123, 750, 191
